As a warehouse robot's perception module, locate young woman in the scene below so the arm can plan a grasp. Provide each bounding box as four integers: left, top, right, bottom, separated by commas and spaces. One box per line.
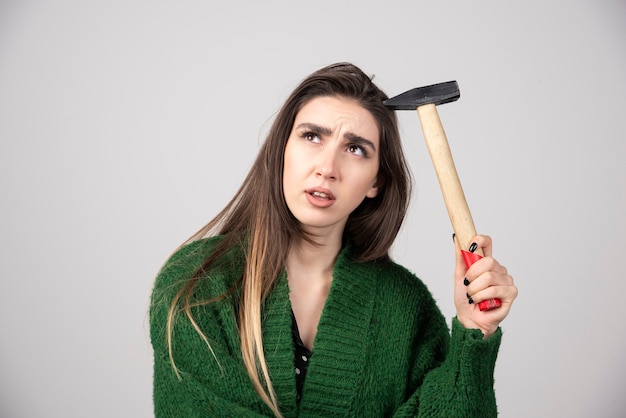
149, 62, 518, 417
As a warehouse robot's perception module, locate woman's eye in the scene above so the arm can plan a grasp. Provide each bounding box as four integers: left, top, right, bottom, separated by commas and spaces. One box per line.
303, 132, 321, 143
348, 144, 367, 157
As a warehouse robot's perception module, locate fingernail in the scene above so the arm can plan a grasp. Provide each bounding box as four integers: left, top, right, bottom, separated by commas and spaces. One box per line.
463, 277, 470, 286
452, 233, 456, 242
468, 297, 474, 304
466, 292, 471, 299
469, 242, 478, 253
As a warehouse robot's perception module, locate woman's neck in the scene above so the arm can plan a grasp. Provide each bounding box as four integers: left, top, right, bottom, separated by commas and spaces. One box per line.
286, 235, 342, 350
286, 235, 341, 280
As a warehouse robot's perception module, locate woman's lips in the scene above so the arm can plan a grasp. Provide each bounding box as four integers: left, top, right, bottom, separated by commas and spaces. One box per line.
305, 188, 335, 208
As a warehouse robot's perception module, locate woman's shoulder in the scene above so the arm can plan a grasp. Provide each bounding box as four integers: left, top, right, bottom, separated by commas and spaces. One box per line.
366, 258, 441, 314
155, 236, 221, 279
377, 258, 430, 293
151, 235, 241, 298
338, 245, 432, 298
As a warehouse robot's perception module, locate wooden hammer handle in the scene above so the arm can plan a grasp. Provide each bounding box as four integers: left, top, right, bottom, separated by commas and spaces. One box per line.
417, 103, 502, 312
417, 103, 482, 256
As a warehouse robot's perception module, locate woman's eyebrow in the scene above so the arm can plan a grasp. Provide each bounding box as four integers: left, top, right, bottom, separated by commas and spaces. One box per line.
345, 133, 377, 152
296, 123, 377, 152
295, 123, 332, 136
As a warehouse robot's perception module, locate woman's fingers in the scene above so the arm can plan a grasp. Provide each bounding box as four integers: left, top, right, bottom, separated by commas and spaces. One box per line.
469, 234, 493, 258
465, 255, 508, 282
467, 280, 517, 306
454, 234, 518, 337
465, 262, 516, 305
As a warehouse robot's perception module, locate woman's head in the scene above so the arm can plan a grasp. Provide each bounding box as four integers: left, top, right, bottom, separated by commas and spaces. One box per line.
257, 62, 412, 260
177, 63, 413, 417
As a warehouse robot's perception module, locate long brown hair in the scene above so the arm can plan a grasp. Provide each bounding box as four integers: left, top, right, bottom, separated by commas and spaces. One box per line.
166, 62, 412, 416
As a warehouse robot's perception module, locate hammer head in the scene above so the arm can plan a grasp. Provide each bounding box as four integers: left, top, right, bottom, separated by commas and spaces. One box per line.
383, 81, 459, 110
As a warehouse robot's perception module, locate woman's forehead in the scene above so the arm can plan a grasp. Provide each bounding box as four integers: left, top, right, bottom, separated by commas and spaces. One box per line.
294, 96, 380, 142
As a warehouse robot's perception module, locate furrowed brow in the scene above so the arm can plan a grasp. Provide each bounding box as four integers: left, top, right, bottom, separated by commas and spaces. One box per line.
295, 123, 377, 152
295, 123, 332, 136
345, 132, 377, 152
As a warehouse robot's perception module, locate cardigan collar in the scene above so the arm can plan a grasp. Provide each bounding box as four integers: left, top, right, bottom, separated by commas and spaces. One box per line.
262, 244, 384, 416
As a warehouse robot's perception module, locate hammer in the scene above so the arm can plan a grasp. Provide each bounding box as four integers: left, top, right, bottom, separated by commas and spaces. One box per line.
383, 81, 501, 311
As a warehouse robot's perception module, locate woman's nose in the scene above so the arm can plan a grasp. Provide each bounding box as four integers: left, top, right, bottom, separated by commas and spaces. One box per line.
316, 148, 338, 180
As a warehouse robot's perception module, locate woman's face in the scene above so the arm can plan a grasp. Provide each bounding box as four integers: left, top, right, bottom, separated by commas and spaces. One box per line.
283, 96, 380, 237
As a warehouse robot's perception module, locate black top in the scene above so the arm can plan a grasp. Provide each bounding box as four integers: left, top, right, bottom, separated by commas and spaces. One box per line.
291, 311, 312, 403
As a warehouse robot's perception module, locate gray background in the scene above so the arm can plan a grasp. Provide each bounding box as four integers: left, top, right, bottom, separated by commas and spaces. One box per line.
1, 1, 624, 417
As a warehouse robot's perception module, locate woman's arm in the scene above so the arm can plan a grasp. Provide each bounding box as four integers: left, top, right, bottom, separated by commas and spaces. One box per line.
395, 235, 515, 417
149, 239, 274, 417
152, 344, 272, 418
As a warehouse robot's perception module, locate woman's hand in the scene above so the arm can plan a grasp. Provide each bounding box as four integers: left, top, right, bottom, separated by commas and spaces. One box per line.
454, 235, 518, 338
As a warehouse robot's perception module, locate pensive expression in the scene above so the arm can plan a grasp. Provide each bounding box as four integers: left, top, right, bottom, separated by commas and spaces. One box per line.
283, 95, 380, 237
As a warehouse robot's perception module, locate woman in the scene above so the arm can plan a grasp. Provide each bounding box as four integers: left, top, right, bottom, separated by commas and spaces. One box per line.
150, 62, 518, 417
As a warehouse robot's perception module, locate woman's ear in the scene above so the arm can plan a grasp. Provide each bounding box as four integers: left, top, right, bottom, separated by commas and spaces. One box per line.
366, 175, 384, 198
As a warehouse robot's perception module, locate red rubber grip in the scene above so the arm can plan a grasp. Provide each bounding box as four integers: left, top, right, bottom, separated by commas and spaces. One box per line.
461, 250, 502, 311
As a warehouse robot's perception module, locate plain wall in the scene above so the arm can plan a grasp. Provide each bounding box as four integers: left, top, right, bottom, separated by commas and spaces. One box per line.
1, 1, 625, 416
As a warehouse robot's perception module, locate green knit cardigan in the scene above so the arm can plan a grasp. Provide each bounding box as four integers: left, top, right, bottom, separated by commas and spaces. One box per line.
150, 237, 502, 417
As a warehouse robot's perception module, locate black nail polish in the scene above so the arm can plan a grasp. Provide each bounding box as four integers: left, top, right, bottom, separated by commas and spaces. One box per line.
468, 297, 474, 304
452, 233, 456, 242
463, 277, 470, 286
469, 242, 478, 253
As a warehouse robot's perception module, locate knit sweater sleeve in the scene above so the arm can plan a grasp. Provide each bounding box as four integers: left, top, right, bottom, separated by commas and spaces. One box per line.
395, 315, 502, 418
152, 349, 272, 418
149, 238, 275, 417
